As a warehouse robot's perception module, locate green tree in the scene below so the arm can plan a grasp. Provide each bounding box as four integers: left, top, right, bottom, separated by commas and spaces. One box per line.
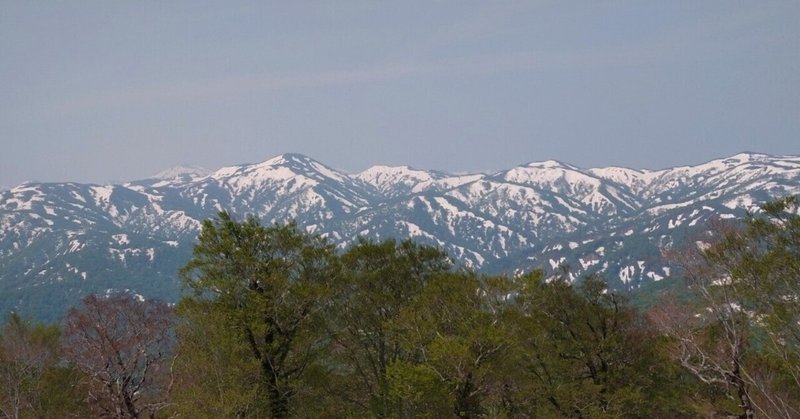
176, 212, 337, 418
171, 298, 268, 417
391, 271, 514, 418
507, 272, 691, 417
315, 239, 451, 417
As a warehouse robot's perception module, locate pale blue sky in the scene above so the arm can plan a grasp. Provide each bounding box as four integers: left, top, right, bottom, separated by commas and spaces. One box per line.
1, 1, 798, 187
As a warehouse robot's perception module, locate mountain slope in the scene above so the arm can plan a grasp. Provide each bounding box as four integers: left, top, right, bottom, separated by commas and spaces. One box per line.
2, 152, 799, 321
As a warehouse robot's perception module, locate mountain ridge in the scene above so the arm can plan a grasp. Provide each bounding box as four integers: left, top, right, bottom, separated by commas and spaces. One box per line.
2, 151, 799, 321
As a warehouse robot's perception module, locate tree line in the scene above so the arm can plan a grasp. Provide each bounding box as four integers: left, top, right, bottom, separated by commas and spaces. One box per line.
1, 198, 799, 418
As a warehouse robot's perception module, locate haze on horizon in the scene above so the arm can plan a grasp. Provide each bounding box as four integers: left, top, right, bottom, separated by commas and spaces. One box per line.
1, 1, 798, 188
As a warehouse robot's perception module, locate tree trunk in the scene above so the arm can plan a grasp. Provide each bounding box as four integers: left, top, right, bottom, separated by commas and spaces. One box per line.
263, 356, 290, 419
269, 384, 289, 419
123, 391, 139, 419
454, 372, 480, 418
732, 359, 754, 419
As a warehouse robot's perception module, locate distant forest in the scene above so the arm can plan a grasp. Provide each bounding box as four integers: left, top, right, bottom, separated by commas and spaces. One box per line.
1, 198, 798, 418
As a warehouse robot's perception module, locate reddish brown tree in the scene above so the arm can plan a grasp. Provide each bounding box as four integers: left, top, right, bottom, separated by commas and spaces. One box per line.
62, 293, 176, 419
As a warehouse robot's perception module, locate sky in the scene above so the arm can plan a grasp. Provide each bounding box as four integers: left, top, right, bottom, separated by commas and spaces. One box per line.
1, 1, 798, 188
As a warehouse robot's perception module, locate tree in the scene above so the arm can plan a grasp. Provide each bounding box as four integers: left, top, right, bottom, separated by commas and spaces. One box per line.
0, 313, 87, 418
708, 197, 800, 399
171, 298, 267, 417
316, 239, 451, 417
506, 272, 690, 417
652, 197, 800, 418
177, 212, 337, 418
390, 271, 513, 418
62, 293, 176, 418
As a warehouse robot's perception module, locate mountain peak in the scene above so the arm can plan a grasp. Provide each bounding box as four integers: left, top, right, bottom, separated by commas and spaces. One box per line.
210, 153, 349, 188
151, 165, 211, 180
523, 159, 575, 170
724, 152, 771, 163
258, 153, 318, 168
355, 165, 443, 196
261, 153, 348, 183
3, 151, 800, 321
356, 164, 436, 180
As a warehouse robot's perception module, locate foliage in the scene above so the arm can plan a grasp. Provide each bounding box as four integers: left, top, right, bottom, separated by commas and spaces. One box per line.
173, 214, 704, 418
392, 271, 513, 417
171, 298, 268, 417
176, 211, 337, 418
502, 272, 694, 417
309, 238, 452, 417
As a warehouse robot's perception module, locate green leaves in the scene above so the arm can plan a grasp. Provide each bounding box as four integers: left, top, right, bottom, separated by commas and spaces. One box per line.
505, 274, 672, 417
319, 238, 452, 417
169, 205, 800, 417
175, 211, 337, 418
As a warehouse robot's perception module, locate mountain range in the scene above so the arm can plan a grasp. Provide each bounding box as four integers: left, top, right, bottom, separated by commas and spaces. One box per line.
2, 152, 799, 321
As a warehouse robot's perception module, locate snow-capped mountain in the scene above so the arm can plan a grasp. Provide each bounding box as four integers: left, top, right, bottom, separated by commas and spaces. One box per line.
1, 152, 798, 321
150, 165, 211, 181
